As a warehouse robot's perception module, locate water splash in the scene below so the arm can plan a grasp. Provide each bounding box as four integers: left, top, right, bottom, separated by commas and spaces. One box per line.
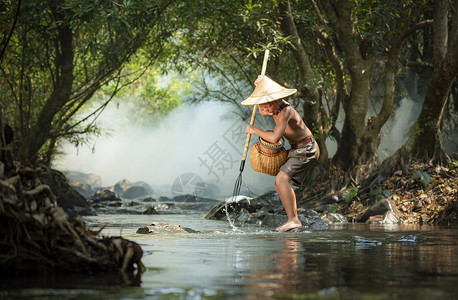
224, 200, 238, 232
224, 195, 255, 232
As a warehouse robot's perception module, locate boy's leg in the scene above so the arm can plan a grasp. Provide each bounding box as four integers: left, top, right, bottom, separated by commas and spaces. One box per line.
274, 171, 302, 232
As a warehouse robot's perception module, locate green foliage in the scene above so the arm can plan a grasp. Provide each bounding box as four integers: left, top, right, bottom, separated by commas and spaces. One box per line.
311, 123, 322, 141
342, 186, 359, 203
0, 0, 177, 162
411, 170, 434, 189
93, 63, 188, 128
449, 161, 458, 168
328, 204, 339, 213
350, 0, 424, 47
0, 0, 443, 174
371, 188, 392, 201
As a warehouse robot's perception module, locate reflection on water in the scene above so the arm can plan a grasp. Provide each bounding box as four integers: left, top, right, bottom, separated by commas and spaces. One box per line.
243, 238, 304, 297
1, 214, 457, 299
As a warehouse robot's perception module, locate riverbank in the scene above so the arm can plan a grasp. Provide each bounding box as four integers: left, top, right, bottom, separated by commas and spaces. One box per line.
60, 159, 457, 229
299, 161, 457, 227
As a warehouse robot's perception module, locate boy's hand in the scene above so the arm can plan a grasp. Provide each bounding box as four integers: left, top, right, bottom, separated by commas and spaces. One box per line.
245, 125, 256, 135
254, 75, 263, 86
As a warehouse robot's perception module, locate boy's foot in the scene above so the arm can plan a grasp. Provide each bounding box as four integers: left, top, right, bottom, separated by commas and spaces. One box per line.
275, 220, 302, 232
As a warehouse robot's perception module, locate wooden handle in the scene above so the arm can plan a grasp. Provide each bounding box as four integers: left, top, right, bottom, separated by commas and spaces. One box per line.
260, 49, 269, 77
241, 49, 270, 162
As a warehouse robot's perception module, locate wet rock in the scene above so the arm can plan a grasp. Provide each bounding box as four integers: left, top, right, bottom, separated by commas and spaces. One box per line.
235, 208, 257, 224
142, 197, 157, 202
143, 206, 159, 215
367, 210, 400, 225
133, 181, 154, 194
117, 207, 146, 214
259, 214, 288, 228
321, 212, 348, 224
351, 236, 382, 247
206, 192, 329, 229
123, 186, 149, 199
254, 191, 284, 212
397, 234, 422, 243
205, 196, 260, 221
69, 182, 94, 199
166, 197, 220, 213
359, 198, 402, 223
307, 216, 329, 229
136, 222, 199, 234
40, 167, 90, 217
172, 194, 201, 203
205, 202, 230, 220
155, 203, 172, 210
111, 179, 153, 199
220, 193, 280, 219
90, 189, 121, 203
136, 227, 151, 234
302, 208, 321, 217
382, 211, 401, 225
252, 206, 273, 221
113, 179, 133, 195
260, 213, 328, 229
74, 206, 97, 216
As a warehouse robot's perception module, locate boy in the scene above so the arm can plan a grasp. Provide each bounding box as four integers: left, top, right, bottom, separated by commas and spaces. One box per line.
242, 76, 320, 232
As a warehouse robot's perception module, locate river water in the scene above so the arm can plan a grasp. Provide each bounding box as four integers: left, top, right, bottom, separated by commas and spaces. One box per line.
2, 212, 458, 300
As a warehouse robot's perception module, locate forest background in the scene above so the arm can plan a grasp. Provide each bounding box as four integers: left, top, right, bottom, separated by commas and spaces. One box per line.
1, 0, 458, 200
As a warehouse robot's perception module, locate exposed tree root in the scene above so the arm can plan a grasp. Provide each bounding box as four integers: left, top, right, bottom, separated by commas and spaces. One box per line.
0, 130, 145, 278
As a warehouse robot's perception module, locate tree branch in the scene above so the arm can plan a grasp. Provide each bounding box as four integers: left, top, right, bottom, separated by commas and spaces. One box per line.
0, 0, 21, 67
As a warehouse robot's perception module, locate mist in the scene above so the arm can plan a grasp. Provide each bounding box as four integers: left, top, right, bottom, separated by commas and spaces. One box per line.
378, 97, 422, 160
55, 101, 275, 199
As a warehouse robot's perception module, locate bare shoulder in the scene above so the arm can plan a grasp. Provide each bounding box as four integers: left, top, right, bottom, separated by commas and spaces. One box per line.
285, 105, 301, 121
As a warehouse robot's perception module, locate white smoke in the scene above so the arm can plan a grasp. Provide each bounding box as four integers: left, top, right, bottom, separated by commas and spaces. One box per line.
55, 101, 275, 199
378, 97, 422, 160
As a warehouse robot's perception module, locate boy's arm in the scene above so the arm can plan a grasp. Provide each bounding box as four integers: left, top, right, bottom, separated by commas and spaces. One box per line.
245, 108, 291, 143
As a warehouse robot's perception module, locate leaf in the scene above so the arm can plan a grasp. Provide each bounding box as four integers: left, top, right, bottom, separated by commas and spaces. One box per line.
412, 170, 433, 189
345, 186, 359, 203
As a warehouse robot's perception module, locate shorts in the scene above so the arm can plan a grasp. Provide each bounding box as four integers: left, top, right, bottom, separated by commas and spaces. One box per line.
279, 140, 320, 187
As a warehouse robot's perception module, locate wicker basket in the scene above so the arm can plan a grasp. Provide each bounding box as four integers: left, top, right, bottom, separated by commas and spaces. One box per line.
250, 136, 287, 176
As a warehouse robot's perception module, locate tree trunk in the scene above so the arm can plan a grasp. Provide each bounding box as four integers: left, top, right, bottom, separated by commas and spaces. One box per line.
319, 0, 378, 172
319, 0, 426, 178
278, 0, 327, 164
332, 63, 375, 172
19, 19, 74, 162
406, 0, 458, 163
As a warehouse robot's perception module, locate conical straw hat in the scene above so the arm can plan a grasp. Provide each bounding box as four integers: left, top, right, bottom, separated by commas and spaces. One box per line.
241, 76, 297, 106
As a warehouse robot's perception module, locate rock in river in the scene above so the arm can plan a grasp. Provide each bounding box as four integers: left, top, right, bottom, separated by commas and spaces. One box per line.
205, 191, 342, 229
136, 222, 199, 234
